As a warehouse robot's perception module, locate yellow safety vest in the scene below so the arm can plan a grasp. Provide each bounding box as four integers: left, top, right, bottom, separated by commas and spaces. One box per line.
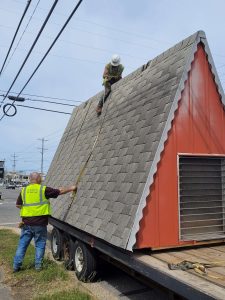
20, 184, 51, 217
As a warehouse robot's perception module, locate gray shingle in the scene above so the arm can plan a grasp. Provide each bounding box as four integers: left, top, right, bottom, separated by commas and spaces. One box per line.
46, 31, 202, 249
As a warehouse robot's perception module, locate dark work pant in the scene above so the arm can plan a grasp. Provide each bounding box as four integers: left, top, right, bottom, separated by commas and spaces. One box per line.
13, 225, 47, 270
98, 78, 119, 108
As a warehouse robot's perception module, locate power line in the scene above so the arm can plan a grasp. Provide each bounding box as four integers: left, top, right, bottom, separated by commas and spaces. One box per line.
26, 97, 77, 107
15, 103, 72, 115
0, 0, 31, 75
2, 94, 77, 107
42, 21, 157, 51
0, 25, 145, 65
0, 23, 147, 62
0, 0, 84, 121
9, 0, 171, 46
0, 41, 109, 66
0, 89, 82, 103
0, 4, 161, 53
6, 0, 225, 61
6, 1, 163, 45
10, 127, 65, 157
3, 0, 41, 74
0, 0, 59, 109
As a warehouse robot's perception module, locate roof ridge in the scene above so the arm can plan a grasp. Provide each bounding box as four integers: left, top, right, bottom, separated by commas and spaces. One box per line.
102, 32, 204, 96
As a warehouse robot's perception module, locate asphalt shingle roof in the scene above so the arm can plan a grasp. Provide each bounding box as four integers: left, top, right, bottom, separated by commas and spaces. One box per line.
46, 31, 224, 250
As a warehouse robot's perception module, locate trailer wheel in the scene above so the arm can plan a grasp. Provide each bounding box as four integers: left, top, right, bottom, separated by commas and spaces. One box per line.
50, 227, 63, 260
73, 241, 98, 282
63, 234, 74, 270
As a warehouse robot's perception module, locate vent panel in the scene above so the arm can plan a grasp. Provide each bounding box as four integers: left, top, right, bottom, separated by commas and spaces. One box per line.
179, 156, 225, 241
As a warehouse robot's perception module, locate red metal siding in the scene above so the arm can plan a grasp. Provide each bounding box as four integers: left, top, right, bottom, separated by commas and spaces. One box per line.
136, 44, 225, 249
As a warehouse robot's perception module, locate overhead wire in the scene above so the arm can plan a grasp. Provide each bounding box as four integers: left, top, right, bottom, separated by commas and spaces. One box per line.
0, 4, 161, 52
3, 0, 41, 74
0, 0, 59, 109
9, 0, 171, 46
25, 97, 76, 107
11, 127, 66, 157
0, 24, 147, 63
15, 103, 72, 115
0, 41, 135, 74
0, 94, 77, 107
0, 0, 84, 121
0, 89, 82, 103
0, 0, 31, 75
5, 0, 225, 62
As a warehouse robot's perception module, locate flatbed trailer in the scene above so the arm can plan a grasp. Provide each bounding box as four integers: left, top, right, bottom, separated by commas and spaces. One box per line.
50, 216, 225, 300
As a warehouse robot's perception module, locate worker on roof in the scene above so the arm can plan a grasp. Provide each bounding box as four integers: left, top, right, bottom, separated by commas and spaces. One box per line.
96, 54, 124, 116
13, 172, 77, 273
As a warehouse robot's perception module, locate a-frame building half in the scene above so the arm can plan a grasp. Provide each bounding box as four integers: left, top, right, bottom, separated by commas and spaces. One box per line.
46, 31, 225, 251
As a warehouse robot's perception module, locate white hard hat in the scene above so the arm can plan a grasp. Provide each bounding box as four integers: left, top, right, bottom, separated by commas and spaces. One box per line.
111, 54, 121, 66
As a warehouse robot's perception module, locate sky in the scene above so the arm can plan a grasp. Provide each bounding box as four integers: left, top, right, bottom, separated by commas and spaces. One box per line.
0, 0, 225, 174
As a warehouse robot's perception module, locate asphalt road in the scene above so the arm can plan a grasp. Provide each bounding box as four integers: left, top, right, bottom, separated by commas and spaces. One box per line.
0, 188, 170, 300
0, 188, 21, 227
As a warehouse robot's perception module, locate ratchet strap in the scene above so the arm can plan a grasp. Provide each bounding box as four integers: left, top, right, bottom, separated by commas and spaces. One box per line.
168, 260, 225, 280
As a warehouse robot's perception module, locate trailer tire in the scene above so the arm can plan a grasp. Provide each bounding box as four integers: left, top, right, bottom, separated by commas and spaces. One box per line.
50, 227, 63, 260
73, 240, 98, 282
63, 234, 75, 270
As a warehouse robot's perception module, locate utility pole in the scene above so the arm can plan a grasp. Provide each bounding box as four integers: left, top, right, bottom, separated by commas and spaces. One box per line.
11, 153, 18, 172
38, 138, 47, 175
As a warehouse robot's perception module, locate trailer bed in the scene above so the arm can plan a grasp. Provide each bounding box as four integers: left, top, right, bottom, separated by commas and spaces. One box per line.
136, 244, 225, 300
49, 217, 225, 300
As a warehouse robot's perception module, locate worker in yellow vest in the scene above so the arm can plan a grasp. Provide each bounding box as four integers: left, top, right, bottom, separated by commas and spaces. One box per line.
96, 54, 124, 116
13, 172, 77, 272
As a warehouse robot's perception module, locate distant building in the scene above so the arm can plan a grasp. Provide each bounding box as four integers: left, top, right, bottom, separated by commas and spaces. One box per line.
0, 161, 5, 184
5, 172, 29, 185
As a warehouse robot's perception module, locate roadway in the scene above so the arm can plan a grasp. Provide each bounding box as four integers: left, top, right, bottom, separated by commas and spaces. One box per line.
0, 187, 21, 227
0, 188, 170, 300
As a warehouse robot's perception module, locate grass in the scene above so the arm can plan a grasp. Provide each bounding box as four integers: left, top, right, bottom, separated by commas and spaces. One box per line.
0, 229, 92, 300
34, 290, 91, 300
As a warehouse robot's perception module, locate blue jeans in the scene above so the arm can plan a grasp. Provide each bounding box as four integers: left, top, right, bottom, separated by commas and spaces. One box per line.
13, 225, 47, 270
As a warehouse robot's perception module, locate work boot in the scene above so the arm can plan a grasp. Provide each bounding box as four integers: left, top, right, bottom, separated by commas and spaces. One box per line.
96, 106, 102, 117
13, 267, 21, 273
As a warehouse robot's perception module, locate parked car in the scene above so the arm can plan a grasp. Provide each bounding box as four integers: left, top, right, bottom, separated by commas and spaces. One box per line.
5, 184, 16, 189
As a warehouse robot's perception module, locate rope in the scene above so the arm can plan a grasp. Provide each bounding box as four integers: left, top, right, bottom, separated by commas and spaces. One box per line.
168, 260, 225, 280
61, 100, 93, 221
62, 89, 111, 221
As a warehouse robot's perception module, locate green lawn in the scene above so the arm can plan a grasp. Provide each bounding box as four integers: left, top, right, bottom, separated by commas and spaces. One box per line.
35, 290, 91, 300
0, 229, 92, 300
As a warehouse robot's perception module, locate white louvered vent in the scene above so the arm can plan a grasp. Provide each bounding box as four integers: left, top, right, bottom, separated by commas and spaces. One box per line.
179, 155, 225, 241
